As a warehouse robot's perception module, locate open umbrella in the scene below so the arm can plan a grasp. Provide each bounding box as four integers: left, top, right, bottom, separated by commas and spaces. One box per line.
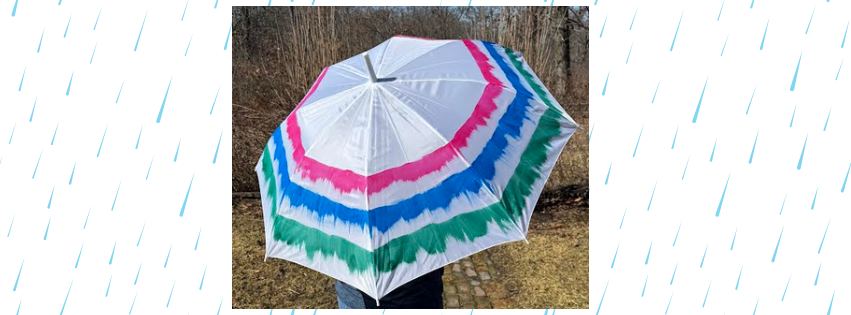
255, 36, 578, 302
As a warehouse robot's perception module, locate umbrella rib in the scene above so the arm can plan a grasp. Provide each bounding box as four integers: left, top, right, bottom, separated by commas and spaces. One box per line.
375, 38, 392, 77
394, 78, 491, 85
381, 40, 455, 77
364, 87, 374, 211
377, 85, 454, 155
375, 87, 486, 282
335, 62, 368, 79
296, 82, 366, 116
388, 59, 475, 79
376, 90, 412, 164
378, 84, 503, 203
301, 87, 370, 160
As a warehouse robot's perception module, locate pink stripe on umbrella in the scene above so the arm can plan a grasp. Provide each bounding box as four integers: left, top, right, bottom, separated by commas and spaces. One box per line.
286, 40, 504, 195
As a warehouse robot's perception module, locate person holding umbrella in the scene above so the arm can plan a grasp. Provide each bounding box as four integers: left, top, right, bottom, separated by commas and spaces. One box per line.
256, 36, 577, 309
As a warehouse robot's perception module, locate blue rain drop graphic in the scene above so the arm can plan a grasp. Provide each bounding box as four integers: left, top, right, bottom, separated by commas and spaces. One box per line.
185, 34, 192, 56
716, 174, 730, 217
814, 263, 821, 285
135, 11, 147, 51
137, 222, 145, 246
13, 260, 23, 291
630, 7, 638, 30
19, 67, 25, 91
596, 280, 609, 315
180, 174, 194, 217
760, 19, 769, 50
645, 242, 652, 264
782, 274, 791, 301
797, 134, 808, 170
75, 244, 83, 268
111, 181, 121, 211
670, 11, 683, 51
652, 80, 660, 103
811, 187, 818, 210
806, 7, 815, 34
66, 71, 74, 96
94, 7, 101, 30
749, 130, 759, 164
157, 76, 173, 123
60, 280, 72, 315
182, 0, 189, 21
772, 227, 783, 262
166, 280, 176, 307
693, 77, 708, 123
174, 139, 181, 162
626, 42, 633, 64
790, 52, 802, 91
671, 126, 678, 149
109, 241, 116, 264
702, 280, 712, 307
164, 243, 173, 268
200, 265, 207, 289
647, 181, 657, 211
746, 86, 756, 114
790, 104, 797, 127
731, 227, 737, 250
69, 162, 75, 184
610, 243, 619, 268
665, 294, 673, 314
195, 228, 202, 250
605, 162, 612, 185
633, 124, 644, 157
136, 127, 143, 149
116, 80, 124, 103
736, 266, 743, 290
214, 130, 223, 163
97, 124, 108, 157
135, 263, 142, 285
670, 262, 678, 284
63, 15, 71, 38
673, 221, 681, 246
824, 107, 831, 131
224, 23, 232, 50
818, 220, 829, 254
211, 85, 221, 115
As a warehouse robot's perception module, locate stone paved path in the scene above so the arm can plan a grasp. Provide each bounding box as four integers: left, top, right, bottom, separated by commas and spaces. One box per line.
441, 250, 507, 309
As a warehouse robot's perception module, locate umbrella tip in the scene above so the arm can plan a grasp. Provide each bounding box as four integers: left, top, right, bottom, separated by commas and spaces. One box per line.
362, 52, 378, 83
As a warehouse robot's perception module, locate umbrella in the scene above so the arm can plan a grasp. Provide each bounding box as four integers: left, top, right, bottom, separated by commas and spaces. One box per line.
255, 36, 578, 302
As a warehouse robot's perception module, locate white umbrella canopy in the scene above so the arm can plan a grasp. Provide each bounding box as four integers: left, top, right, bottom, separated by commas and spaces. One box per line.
256, 35, 578, 302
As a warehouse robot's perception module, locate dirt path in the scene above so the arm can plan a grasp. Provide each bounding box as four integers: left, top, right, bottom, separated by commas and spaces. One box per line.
232, 186, 588, 309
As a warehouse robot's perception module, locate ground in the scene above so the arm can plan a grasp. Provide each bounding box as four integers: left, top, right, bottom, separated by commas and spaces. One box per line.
232, 185, 588, 309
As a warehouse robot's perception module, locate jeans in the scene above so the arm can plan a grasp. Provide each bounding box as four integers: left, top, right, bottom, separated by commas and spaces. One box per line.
335, 281, 366, 309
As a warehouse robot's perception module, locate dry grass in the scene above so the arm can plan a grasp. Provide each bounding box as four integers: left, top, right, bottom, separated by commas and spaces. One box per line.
489, 186, 589, 308
232, 200, 339, 309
